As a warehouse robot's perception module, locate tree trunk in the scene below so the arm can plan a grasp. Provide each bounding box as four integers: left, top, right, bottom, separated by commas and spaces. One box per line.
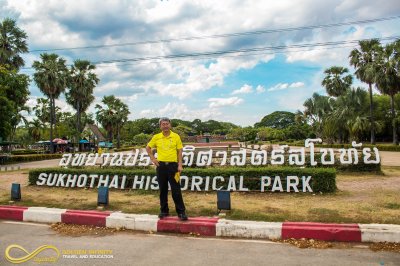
368, 83, 376, 144
117, 125, 121, 149
49, 95, 54, 153
52, 97, 57, 138
107, 124, 113, 143
77, 102, 81, 152
390, 94, 399, 145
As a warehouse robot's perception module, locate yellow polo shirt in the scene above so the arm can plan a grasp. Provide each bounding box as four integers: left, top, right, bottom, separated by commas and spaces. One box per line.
147, 130, 183, 162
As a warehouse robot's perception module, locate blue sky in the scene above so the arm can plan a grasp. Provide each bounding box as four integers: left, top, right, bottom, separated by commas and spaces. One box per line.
1, 0, 400, 126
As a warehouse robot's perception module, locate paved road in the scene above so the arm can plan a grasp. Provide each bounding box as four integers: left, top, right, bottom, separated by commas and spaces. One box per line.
0, 221, 399, 266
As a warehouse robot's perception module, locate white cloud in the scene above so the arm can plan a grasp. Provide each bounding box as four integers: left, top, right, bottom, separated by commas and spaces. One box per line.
289, 82, 305, 88
208, 97, 243, 108
256, 85, 265, 93
139, 102, 222, 121
268, 83, 289, 91
3, 0, 400, 126
232, 84, 253, 95
268, 82, 304, 92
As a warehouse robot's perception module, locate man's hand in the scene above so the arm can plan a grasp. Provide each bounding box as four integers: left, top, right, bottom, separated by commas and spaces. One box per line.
178, 163, 183, 173
146, 146, 159, 167
152, 158, 160, 167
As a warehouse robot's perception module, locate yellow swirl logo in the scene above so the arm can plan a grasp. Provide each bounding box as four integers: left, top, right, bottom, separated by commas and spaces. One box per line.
5, 244, 60, 264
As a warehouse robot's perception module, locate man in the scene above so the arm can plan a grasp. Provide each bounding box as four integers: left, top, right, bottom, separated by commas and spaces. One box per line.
146, 117, 188, 221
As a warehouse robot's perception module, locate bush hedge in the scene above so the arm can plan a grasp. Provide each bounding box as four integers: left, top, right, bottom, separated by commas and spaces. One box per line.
1, 154, 63, 164
29, 166, 336, 193
11, 150, 44, 155
315, 143, 400, 152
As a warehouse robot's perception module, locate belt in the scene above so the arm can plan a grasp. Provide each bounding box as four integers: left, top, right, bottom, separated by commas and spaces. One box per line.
159, 161, 177, 165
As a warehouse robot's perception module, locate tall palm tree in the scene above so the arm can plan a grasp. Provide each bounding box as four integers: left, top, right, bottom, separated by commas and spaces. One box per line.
374, 41, 400, 145
66, 59, 99, 147
0, 18, 28, 70
322, 66, 352, 97
95, 95, 130, 148
32, 53, 68, 152
349, 39, 381, 144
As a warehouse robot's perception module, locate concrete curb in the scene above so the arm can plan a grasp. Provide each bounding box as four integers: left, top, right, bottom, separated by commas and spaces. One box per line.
0, 205, 399, 243
281, 222, 362, 242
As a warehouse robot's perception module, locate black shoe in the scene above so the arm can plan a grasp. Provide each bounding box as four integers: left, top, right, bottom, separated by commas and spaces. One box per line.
158, 213, 169, 219
178, 213, 188, 221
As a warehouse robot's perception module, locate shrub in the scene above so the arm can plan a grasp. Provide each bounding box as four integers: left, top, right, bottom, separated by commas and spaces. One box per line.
1, 154, 62, 164
29, 166, 336, 193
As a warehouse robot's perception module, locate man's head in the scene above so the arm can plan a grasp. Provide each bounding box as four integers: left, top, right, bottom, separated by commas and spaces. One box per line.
159, 117, 171, 132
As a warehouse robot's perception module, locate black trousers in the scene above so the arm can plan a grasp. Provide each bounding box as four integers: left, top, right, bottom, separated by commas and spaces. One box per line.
156, 162, 186, 214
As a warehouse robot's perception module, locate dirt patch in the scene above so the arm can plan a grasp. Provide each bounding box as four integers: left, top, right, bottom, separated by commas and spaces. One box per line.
380, 151, 400, 167
370, 242, 400, 253
338, 175, 400, 192
50, 223, 129, 237
277, 238, 334, 249
277, 238, 400, 252
0, 170, 29, 189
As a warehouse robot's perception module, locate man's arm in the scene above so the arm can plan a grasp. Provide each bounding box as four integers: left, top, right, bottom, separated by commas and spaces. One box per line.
146, 145, 159, 167
177, 148, 183, 172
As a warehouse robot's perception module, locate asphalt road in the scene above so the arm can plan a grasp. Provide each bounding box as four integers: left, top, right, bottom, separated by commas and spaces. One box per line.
0, 221, 399, 266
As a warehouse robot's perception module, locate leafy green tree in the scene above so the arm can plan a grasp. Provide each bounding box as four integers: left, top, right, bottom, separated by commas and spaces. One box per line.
32, 53, 68, 151
322, 66, 352, 97
173, 124, 192, 140
283, 123, 314, 140
256, 127, 285, 141
0, 65, 30, 140
227, 127, 257, 142
0, 18, 28, 70
255, 111, 296, 129
33, 98, 52, 126
132, 133, 152, 145
0, 96, 13, 140
350, 39, 381, 144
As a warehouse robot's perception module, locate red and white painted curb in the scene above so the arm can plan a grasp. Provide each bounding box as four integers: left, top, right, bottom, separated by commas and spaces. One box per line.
1, 205, 399, 243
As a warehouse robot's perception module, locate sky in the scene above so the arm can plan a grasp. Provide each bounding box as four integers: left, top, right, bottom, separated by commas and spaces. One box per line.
1, 0, 400, 126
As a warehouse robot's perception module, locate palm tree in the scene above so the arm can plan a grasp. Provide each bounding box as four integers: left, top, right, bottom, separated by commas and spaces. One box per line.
32, 53, 68, 152
33, 98, 51, 126
66, 59, 99, 147
0, 18, 28, 70
322, 66, 352, 97
95, 96, 130, 148
303, 93, 332, 138
10, 105, 30, 141
349, 39, 381, 144
332, 87, 370, 142
374, 41, 400, 145
28, 119, 43, 142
